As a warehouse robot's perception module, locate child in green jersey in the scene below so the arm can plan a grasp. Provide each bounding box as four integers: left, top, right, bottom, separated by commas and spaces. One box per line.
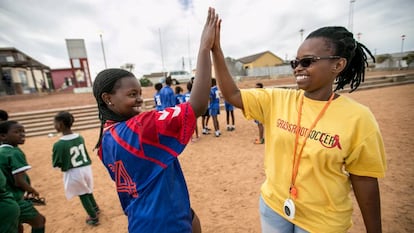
52, 111, 100, 226
0, 110, 20, 233
0, 121, 46, 233
0, 169, 20, 233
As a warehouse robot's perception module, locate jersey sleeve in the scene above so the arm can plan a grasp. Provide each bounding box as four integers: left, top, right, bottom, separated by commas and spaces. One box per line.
148, 102, 196, 146
10, 149, 31, 175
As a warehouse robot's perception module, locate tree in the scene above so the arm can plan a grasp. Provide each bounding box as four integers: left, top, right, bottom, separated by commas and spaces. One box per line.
402, 53, 414, 65
375, 54, 391, 64
139, 78, 152, 87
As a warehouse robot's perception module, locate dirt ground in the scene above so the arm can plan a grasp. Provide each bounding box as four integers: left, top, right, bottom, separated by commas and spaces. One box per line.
1, 70, 413, 232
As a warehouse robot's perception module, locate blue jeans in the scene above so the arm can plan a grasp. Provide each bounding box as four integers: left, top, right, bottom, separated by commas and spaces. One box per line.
259, 196, 309, 233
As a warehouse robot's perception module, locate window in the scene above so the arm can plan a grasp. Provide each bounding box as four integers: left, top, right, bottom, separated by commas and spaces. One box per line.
72, 59, 81, 68
0, 55, 15, 62
18, 70, 29, 89
65, 77, 73, 86
16, 53, 26, 61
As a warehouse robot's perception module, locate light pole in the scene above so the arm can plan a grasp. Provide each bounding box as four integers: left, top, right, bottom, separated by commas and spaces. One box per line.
299, 28, 304, 42
348, 0, 356, 33
159, 28, 165, 73
187, 29, 192, 74
357, 32, 362, 41
99, 33, 108, 69
401, 35, 406, 53
399, 35, 406, 69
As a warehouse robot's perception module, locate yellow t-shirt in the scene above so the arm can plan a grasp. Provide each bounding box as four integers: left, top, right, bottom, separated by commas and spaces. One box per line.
241, 88, 386, 233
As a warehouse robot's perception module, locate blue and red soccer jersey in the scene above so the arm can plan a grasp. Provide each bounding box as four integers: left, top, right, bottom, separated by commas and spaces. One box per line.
160, 86, 176, 109
184, 92, 191, 102
154, 92, 163, 111
99, 103, 196, 233
209, 85, 220, 116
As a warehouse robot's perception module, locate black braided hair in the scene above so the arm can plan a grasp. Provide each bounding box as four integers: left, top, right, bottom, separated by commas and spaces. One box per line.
92, 68, 136, 149
0, 109, 8, 121
54, 111, 74, 128
306, 26, 375, 92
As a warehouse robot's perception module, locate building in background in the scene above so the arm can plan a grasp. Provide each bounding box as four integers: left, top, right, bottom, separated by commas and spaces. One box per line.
49, 39, 93, 93
214, 50, 289, 79
0, 47, 51, 95
49, 68, 75, 92
65, 39, 92, 89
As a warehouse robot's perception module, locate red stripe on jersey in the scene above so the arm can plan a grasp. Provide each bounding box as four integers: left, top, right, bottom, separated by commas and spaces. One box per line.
125, 107, 189, 158
98, 147, 103, 161
110, 127, 167, 168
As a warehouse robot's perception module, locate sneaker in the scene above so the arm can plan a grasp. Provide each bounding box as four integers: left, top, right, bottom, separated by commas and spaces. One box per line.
226, 125, 232, 131
254, 138, 264, 144
215, 131, 221, 137
202, 128, 210, 135
86, 216, 99, 226
231, 125, 235, 131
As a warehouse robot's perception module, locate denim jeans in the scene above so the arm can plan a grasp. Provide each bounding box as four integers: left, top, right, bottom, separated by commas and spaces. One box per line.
259, 195, 309, 233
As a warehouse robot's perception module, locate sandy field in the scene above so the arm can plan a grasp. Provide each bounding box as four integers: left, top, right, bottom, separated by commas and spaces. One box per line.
1, 70, 413, 232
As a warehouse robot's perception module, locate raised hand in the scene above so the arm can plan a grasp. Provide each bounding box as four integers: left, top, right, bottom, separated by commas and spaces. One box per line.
212, 12, 222, 52
200, 7, 219, 51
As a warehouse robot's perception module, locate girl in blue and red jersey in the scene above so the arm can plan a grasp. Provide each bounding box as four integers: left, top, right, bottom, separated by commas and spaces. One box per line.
92, 7, 218, 233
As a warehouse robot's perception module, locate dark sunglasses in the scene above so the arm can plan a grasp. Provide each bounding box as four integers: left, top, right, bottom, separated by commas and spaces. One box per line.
290, 56, 341, 69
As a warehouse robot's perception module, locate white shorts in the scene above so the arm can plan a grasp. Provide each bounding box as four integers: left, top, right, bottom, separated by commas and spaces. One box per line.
63, 165, 94, 199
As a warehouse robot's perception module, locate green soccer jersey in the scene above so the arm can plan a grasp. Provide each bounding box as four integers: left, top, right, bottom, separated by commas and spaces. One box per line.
0, 144, 31, 201
0, 169, 14, 200
52, 133, 92, 172
0, 169, 20, 233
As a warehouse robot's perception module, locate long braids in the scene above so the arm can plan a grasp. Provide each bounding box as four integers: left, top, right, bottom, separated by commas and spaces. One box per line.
307, 26, 375, 92
92, 68, 135, 149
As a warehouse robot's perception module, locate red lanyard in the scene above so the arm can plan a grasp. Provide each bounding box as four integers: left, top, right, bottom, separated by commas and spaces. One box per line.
289, 92, 335, 200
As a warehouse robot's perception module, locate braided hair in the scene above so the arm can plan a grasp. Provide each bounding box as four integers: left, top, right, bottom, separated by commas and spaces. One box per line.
306, 26, 375, 92
0, 109, 8, 121
54, 111, 74, 128
92, 68, 136, 149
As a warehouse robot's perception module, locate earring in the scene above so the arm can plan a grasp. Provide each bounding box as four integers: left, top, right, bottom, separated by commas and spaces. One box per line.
107, 101, 112, 105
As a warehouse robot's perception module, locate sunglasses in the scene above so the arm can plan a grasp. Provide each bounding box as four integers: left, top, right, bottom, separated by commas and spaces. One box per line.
290, 56, 341, 69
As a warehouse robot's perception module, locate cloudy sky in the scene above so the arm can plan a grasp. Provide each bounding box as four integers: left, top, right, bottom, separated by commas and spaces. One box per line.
1, 0, 413, 79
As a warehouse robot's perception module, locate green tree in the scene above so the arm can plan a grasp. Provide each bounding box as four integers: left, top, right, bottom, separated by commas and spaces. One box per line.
375, 54, 391, 63
139, 78, 152, 87
402, 53, 414, 65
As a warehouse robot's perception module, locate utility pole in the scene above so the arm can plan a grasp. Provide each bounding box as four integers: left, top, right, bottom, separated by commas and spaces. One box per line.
399, 35, 406, 69
99, 33, 108, 69
357, 32, 362, 41
299, 29, 304, 42
187, 30, 192, 74
159, 28, 165, 74
401, 35, 406, 53
348, 0, 356, 33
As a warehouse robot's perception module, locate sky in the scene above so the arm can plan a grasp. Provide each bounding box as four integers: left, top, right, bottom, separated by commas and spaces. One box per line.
1, 0, 413, 79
